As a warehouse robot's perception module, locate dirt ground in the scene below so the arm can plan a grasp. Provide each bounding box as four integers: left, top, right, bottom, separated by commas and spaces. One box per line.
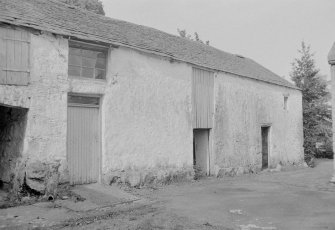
1, 159, 335, 230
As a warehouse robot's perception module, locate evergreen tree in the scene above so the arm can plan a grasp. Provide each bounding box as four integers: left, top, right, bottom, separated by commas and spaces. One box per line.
290, 42, 332, 163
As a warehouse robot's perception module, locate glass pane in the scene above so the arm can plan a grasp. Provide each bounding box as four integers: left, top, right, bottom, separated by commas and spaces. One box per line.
68, 65, 81, 76
82, 67, 94, 78
96, 57, 106, 69
69, 47, 81, 56
95, 69, 105, 79
82, 49, 98, 58
82, 57, 96, 68
69, 54, 81, 66
97, 52, 106, 59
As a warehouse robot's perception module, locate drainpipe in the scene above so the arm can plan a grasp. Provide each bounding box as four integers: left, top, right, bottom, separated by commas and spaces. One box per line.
328, 43, 335, 183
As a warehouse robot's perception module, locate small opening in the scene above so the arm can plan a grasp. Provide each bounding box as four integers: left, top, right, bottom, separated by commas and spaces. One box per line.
193, 129, 210, 178
261, 126, 270, 169
284, 96, 288, 110
0, 105, 28, 190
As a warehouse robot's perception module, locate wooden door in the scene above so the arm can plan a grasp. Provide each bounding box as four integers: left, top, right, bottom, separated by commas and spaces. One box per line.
67, 95, 100, 185
192, 68, 214, 129
261, 127, 269, 169
194, 129, 209, 174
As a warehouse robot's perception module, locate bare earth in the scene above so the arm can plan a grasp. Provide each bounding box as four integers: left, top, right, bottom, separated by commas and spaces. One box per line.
1, 159, 335, 230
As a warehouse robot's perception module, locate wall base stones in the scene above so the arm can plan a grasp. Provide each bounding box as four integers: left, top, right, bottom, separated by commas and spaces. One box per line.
11, 159, 66, 197
216, 165, 261, 178
214, 161, 306, 178
103, 167, 194, 187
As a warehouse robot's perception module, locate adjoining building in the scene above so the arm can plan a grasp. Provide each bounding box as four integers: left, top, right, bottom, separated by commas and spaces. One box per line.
328, 43, 335, 183
0, 0, 303, 193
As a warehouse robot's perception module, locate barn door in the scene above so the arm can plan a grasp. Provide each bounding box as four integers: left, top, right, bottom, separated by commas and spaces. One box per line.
192, 68, 214, 128
192, 68, 214, 175
67, 95, 100, 185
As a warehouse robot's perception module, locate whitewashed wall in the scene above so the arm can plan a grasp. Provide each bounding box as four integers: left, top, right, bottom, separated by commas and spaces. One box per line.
0, 31, 69, 187
213, 72, 304, 173
0, 29, 303, 188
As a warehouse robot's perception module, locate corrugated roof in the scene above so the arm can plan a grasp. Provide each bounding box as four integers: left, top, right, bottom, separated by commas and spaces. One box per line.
0, 0, 298, 89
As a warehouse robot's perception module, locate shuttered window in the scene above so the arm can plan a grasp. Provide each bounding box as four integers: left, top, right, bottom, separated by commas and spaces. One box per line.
0, 27, 30, 85
68, 41, 108, 80
192, 68, 214, 128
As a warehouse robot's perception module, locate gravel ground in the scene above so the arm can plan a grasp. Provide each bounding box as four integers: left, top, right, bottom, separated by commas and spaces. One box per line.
1, 159, 334, 230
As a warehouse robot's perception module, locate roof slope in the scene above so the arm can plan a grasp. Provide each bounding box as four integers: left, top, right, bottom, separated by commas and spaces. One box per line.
0, 0, 297, 89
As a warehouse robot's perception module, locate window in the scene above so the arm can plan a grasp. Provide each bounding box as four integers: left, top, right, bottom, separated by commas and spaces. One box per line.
284, 96, 288, 110
68, 94, 100, 106
68, 41, 108, 80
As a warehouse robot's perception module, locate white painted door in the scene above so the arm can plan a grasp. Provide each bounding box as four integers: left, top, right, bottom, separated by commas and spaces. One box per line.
67, 96, 100, 185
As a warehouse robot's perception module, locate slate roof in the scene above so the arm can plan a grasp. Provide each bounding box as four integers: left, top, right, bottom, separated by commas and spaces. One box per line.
0, 0, 297, 89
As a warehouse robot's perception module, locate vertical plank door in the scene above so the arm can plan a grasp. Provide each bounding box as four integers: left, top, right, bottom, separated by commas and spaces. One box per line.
67, 101, 100, 185
192, 68, 214, 129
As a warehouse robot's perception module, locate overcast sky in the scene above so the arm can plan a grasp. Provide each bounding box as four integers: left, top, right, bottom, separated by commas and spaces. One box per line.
101, 0, 335, 79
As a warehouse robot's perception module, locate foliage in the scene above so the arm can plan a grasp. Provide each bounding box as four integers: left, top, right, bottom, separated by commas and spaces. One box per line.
58, 0, 105, 15
177, 29, 210, 45
290, 42, 333, 162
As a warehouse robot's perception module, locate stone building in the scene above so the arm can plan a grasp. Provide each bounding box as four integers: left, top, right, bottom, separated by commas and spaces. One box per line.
0, 0, 303, 193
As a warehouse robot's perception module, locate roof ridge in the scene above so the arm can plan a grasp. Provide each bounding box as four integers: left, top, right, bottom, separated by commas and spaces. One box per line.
47, 0, 107, 19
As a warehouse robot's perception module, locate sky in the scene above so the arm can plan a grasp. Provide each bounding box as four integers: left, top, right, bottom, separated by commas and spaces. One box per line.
101, 0, 335, 80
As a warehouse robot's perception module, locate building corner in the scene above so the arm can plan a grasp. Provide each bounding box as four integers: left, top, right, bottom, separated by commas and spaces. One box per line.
327, 43, 335, 183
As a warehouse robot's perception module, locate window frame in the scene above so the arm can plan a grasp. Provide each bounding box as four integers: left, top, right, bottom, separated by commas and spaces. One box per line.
68, 40, 109, 80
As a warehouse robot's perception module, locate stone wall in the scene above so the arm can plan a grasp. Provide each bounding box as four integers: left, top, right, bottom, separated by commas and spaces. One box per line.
101, 47, 194, 186
212, 72, 304, 175
0, 27, 304, 192
0, 31, 69, 194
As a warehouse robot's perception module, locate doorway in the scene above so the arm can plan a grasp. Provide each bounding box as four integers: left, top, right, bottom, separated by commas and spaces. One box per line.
193, 129, 210, 175
67, 95, 101, 185
0, 105, 28, 189
261, 126, 270, 169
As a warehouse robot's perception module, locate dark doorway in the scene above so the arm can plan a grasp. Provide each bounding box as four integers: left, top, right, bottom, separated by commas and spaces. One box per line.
261, 126, 270, 169
0, 105, 28, 189
193, 129, 209, 175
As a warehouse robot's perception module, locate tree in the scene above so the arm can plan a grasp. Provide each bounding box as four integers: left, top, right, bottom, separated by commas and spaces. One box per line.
290, 42, 332, 164
177, 29, 210, 45
58, 0, 105, 15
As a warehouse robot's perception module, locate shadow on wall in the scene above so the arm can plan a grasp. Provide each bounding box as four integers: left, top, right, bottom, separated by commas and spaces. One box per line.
0, 105, 28, 190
